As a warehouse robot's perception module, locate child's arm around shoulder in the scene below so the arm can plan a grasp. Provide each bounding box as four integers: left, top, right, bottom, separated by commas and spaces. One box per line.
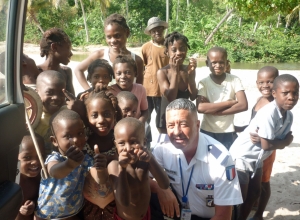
74, 50, 105, 90
108, 150, 131, 207
48, 146, 84, 179
261, 131, 293, 151
137, 145, 169, 190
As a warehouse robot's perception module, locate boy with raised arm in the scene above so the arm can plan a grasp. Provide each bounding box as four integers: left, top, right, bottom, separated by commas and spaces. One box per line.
196, 46, 248, 149
229, 74, 299, 220
108, 118, 169, 220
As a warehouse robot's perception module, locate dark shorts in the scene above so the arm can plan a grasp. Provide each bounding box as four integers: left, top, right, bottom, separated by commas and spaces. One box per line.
237, 168, 263, 185
200, 129, 237, 150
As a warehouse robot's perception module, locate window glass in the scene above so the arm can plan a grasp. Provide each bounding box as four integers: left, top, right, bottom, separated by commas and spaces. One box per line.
0, 1, 8, 104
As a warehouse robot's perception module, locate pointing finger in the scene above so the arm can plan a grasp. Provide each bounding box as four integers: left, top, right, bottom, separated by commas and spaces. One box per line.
63, 89, 76, 101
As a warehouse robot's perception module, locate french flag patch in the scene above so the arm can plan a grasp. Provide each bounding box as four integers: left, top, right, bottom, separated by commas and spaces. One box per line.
226, 165, 236, 181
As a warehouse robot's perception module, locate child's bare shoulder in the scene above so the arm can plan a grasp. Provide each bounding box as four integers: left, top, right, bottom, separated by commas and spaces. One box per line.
107, 160, 119, 175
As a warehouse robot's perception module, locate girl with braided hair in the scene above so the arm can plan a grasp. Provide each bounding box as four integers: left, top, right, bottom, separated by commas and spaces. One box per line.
78, 87, 122, 220
38, 28, 75, 95
75, 13, 144, 90
156, 31, 198, 133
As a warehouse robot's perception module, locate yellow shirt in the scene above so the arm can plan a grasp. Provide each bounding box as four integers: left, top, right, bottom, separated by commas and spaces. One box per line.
35, 105, 67, 155
197, 73, 244, 133
141, 41, 169, 97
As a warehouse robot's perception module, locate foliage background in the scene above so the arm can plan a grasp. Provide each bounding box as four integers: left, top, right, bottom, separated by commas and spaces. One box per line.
21, 0, 300, 63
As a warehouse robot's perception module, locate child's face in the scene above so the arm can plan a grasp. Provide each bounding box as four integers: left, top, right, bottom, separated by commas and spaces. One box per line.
256, 71, 277, 98
114, 124, 145, 164
114, 63, 135, 91
167, 40, 187, 65
51, 118, 86, 155
90, 67, 111, 90
206, 51, 227, 76
87, 98, 115, 136
18, 140, 44, 177
150, 26, 165, 43
119, 99, 138, 118
37, 78, 66, 114
54, 42, 73, 65
105, 24, 129, 51
272, 81, 299, 112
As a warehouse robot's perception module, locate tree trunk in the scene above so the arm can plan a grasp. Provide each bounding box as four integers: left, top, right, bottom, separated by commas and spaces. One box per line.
239, 17, 242, 27
74, 0, 79, 8
205, 9, 234, 45
165, 0, 169, 36
187, 0, 189, 6
29, 11, 44, 34
276, 14, 280, 28
126, 0, 129, 19
79, 0, 89, 42
253, 22, 258, 33
176, 0, 179, 24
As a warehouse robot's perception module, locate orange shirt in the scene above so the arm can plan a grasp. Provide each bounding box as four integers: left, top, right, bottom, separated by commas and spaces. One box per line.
141, 41, 169, 97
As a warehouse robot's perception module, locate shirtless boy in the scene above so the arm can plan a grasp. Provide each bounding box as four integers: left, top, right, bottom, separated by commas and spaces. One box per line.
108, 118, 169, 220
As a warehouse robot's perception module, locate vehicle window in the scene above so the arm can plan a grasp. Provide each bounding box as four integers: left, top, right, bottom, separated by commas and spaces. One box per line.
0, 1, 8, 105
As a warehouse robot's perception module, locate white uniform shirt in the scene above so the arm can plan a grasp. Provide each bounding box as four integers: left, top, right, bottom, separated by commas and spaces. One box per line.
152, 133, 243, 218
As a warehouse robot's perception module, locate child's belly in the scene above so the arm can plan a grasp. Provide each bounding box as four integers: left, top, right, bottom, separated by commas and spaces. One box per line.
83, 172, 114, 209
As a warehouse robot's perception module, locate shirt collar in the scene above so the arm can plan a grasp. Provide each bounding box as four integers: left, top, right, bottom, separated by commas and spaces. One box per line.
194, 134, 209, 163
272, 100, 292, 123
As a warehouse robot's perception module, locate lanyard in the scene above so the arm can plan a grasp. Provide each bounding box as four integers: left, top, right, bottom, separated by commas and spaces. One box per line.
179, 157, 194, 203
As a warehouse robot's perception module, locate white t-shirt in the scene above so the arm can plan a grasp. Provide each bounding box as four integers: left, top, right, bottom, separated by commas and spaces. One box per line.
197, 73, 244, 133
152, 133, 243, 218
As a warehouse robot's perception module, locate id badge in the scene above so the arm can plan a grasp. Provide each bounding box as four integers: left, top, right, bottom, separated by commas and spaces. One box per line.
180, 208, 192, 220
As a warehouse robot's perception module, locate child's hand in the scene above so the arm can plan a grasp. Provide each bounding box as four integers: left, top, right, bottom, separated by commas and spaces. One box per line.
19, 200, 35, 216
93, 145, 107, 170
135, 144, 151, 162
66, 145, 84, 166
169, 55, 180, 71
283, 131, 293, 148
63, 89, 86, 116
187, 58, 197, 75
250, 128, 260, 144
199, 96, 209, 103
118, 151, 132, 169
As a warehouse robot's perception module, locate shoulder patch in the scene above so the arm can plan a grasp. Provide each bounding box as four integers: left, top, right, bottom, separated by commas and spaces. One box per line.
208, 144, 229, 166
226, 165, 236, 181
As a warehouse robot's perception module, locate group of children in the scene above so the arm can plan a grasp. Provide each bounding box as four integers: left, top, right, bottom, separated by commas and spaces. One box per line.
15, 12, 299, 220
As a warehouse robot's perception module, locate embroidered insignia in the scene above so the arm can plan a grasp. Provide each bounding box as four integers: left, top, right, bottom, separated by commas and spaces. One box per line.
208, 144, 222, 159
195, 184, 214, 190
226, 165, 236, 181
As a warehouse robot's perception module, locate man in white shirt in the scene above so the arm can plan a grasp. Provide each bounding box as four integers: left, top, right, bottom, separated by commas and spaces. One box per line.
150, 98, 242, 220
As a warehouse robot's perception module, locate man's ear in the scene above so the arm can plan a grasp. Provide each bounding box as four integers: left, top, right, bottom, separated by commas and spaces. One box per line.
196, 119, 200, 131
50, 135, 58, 147
205, 60, 209, 67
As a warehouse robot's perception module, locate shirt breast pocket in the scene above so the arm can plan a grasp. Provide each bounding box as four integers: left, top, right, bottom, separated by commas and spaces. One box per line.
194, 184, 214, 198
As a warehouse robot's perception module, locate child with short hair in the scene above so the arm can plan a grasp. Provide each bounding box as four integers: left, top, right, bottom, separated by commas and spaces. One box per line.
35, 70, 67, 155
38, 28, 74, 95
109, 55, 148, 124
229, 74, 299, 220
117, 91, 138, 118
157, 31, 198, 134
22, 54, 40, 89
75, 13, 144, 90
249, 66, 279, 220
35, 109, 107, 220
108, 117, 169, 220
77, 59, 114, 100
16, 132, 45, 220
196, 46, 248, 149
142, 17, 169, 131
